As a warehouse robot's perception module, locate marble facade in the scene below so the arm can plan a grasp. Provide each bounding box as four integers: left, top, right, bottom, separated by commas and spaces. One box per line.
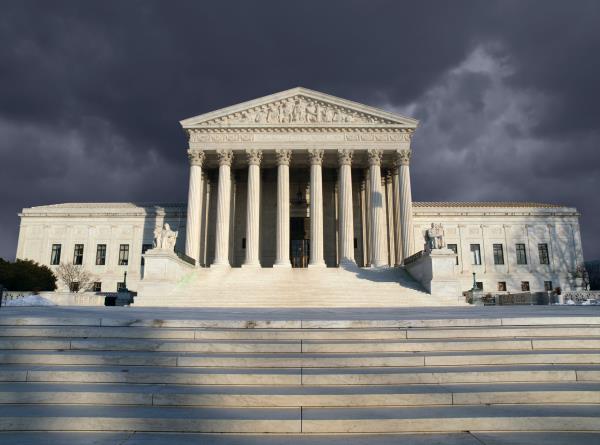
15, 88, 586, 301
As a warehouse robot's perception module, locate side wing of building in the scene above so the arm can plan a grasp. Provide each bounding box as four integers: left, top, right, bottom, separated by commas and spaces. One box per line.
412, 202, 585, 293
16, 203, 187, 292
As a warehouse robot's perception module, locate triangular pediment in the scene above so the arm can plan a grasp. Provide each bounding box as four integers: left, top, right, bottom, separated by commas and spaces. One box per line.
180, 87, 418, 128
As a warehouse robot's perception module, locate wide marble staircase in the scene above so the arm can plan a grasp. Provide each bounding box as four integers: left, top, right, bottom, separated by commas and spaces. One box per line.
0, 311, 599, 444
136, 266, 463, 307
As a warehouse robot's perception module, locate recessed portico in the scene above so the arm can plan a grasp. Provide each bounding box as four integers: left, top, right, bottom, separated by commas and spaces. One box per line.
181, 87, 417, 269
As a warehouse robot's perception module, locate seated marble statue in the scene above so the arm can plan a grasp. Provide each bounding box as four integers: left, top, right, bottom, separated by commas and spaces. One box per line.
153, 223, 178, 251
426, 223, 445, 251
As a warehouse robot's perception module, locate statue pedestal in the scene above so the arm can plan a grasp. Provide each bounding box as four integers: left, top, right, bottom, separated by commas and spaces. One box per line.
405, 248, 461, 299
142, 249, 195, 282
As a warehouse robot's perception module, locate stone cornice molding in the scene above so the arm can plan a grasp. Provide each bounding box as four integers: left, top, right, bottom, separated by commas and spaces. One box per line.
396, 149, 411, 166
367, 149, 383, 166
308, 149, 325, 165
245, 149, 263, 166
187, 149, 205, 167
275, 149, 292, 166
216, 149, 234, 166
337, 149, 353, 166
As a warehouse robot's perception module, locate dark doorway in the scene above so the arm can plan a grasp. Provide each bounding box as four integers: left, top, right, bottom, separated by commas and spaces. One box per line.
290, 217, 310, 268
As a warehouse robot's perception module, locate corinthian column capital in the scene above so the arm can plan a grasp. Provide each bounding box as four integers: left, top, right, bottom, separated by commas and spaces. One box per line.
396, 149, 411, 166
308, 148, 325, 165
275, 149, 292, 166
245, 149, 263, 166
367, 148, 383, 166
337, 149, 353, 166
216, 149, 234, 166
187, 150, 205, 167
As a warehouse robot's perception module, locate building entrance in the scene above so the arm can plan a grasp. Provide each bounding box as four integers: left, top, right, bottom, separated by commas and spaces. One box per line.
290, 217, 310, 268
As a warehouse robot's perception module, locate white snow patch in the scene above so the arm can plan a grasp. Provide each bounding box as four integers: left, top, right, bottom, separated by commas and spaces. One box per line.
4, 295, 56, 306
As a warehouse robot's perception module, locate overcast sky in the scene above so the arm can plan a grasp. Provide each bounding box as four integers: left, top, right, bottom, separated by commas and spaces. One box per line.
1, 0, 599, 261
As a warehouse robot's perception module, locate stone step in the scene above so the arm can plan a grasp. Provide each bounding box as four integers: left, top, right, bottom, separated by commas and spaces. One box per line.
3, 336, 600, 354
301, 405, 600, 433
0, 404, 301, 433
3, 364, 599, 385
2, 349, 599, 367
1, 364, 302, 385
1, 338, 298, 353
2, 314, 599, 329
0, 382, 598, 407
0, 404, 598, 433
2, 325, 599, 341
2, 432, 599, 445
303, 365, 600, 384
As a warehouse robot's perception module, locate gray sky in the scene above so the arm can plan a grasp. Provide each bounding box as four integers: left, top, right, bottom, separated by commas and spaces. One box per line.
1, 0, 599, 260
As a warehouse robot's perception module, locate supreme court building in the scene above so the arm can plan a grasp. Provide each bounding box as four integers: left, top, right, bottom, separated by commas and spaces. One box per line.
16, 88, 586, 306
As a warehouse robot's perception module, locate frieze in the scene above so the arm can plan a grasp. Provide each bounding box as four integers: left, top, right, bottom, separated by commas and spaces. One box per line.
197, 95, 396, 126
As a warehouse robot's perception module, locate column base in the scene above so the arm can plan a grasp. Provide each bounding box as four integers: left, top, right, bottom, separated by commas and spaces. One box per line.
241, 262, 261, 269
273, 262, 292, 268
308, 262, 326, 268
339, 259, 358, 269
210, 261, 231, 268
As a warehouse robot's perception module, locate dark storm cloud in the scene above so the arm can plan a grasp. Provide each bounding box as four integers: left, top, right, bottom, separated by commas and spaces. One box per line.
1, 0, 599, 260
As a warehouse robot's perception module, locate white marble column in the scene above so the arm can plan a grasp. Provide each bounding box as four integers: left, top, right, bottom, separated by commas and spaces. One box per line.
385, 170, 395, 266
392, 166, 402, 266
308, 149, 325, 267
243, 149, 262, 267
274, 149, 292, 268
397, 149, 414, 263
368, 149, 387, 267
213, 149, 233, 267
338, 149, 355, 266
185, 150, 205, 265
360, 179, 368, 267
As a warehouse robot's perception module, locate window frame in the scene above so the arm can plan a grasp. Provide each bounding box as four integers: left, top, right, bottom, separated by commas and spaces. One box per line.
516, 243, 528, 265
521, 281, 530, 292
50, 244, 62, 265
92, 282, 102, 292
73, 244, 84, 265
95, 244, 107, 266
497, 281, 507, 291
118, 244, 129, 266
538, 243, 550, 265
470, 244, 482, 265
493, 243, 505, 265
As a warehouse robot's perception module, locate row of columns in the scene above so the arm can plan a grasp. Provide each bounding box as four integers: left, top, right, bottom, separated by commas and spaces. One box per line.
185, 148, 414, 268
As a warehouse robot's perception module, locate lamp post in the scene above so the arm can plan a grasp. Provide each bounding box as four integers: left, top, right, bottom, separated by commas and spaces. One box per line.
471, 272, 477, 291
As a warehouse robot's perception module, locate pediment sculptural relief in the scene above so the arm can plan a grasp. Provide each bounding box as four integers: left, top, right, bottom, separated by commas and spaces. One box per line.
199, 95, 394, 126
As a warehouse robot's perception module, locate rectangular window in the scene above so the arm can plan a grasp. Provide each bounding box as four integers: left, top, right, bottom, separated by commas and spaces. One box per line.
118, 244, 129, 266
117, 282, 126, 292
498, 281, 507, 291
544, 281, 553, 291
493, 244, 504, 265
141, 243, 153, 266
447, 243, 459, 265
516, 243, 527, 265
50, 244, 61, 265
92, 282, 102, 292
476, 282, 483, 290
538, 243, 550, 265
70, 281, 80, 292
470, 244, 481, 265
521, 281, 530, 292
73, 244, 84, 265
95, 244, 107, 266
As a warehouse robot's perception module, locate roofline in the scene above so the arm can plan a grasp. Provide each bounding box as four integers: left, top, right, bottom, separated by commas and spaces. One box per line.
179, 87, 419, 127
